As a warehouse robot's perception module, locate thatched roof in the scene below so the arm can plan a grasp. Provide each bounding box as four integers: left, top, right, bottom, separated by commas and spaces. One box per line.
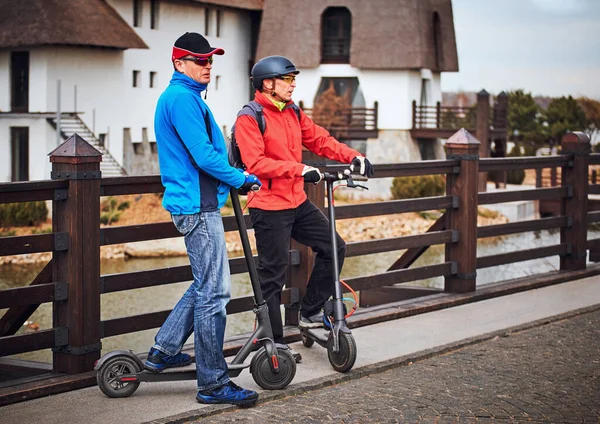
0, 0, 148, 50
256, 0, 458, 71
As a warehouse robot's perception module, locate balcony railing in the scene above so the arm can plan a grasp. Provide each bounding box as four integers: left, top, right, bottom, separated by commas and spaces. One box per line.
300, 102, 378, 140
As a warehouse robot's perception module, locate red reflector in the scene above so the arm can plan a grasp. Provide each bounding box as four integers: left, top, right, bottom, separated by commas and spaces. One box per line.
271, 355, 279, 368
120, 377, 138, 382
253, 338, 258, 344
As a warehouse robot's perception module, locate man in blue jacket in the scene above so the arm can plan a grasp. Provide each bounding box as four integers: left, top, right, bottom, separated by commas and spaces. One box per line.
146, 32, 261, 407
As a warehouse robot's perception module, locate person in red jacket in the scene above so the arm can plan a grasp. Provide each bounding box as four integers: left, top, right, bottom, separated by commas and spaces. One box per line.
234, 56, 374, 354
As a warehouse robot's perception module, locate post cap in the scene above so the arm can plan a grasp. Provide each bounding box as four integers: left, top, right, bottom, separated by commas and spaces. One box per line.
446, 128, 481, 149
49, 134, 103, 163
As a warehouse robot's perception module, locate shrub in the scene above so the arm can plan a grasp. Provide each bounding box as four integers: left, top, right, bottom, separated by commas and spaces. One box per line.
100, 196, 130, 225
390, 175, 446, 200
0, 201, 48, 227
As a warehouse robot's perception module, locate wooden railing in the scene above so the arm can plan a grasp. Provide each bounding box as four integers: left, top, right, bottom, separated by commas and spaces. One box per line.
0, 130, 598, 401
300, 102, 378, 140
411, 91, 508, 141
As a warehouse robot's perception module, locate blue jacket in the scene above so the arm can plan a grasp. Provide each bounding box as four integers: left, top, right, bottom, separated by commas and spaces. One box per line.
154, 72, 245, 214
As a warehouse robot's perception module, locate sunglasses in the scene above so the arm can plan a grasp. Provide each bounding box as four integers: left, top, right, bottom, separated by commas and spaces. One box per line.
180, 56, 213, 66
276, 75, 296, 84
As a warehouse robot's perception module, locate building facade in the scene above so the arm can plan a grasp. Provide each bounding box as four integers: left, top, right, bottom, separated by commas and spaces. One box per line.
0, 0, 457, 192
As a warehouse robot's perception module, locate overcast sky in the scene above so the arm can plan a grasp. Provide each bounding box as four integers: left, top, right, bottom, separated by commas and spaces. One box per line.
441, 0, 600, 99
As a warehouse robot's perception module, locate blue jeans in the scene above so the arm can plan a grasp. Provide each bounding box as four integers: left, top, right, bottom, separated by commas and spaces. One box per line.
152, 211, 231, 391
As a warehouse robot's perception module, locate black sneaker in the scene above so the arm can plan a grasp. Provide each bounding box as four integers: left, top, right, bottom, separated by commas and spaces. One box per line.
144, 348, 194, 372
298, 311, 325, 329
196, 381, 258, 407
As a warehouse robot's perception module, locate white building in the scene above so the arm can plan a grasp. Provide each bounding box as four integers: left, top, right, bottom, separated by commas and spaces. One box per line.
0, 0, 458, 189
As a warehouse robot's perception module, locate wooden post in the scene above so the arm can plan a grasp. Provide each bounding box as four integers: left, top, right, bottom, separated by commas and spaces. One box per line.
560, 131, 590, 271
373, 101, 379, 131
444, 128, 480, 293
476, 90, 490, 192
49, 134, 102, 373
495, 92, 508, 188
436, 101, 441, 128
412, 100, 417, 129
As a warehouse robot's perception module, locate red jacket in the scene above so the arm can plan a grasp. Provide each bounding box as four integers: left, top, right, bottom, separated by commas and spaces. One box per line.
235, 91, 362, 210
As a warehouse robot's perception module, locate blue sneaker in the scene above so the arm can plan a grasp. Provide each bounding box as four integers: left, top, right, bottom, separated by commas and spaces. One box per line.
196, 381, 259, 407
144, 348, 193, 372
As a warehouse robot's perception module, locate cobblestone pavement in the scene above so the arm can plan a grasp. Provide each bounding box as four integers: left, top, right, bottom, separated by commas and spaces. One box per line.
183, 310, 600, 424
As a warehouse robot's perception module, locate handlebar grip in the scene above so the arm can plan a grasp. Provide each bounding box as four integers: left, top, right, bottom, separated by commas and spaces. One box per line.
350, 174, 369, 182
251, 184, 261, 191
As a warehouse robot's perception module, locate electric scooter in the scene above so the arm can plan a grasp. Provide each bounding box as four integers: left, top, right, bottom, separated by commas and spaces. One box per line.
94, 186, 297, 398
299, 169, 368, 373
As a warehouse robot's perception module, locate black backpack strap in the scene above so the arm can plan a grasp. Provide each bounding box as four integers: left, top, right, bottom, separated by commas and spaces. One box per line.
290, 103, 302, 123
236, 100, 265, 134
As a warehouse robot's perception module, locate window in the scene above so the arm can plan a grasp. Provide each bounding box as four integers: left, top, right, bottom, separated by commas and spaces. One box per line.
11, 127, 29, 181
205, 8, 211, 36
216, 10, 222, 37
133, 70, 140, 87
321, 7, 352, 64
433, 12, 443, 70
149, 71, 157, 88
150, 0, 159, 29
133, 0, 142, 27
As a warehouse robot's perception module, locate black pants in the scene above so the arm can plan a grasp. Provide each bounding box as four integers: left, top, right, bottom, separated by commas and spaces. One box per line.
249, 199, 346, 343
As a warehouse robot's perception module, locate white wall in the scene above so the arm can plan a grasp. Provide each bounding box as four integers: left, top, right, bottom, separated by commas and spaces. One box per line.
107, 0, 253, 141
293, 65, 444, 131
0, 118, 54, 181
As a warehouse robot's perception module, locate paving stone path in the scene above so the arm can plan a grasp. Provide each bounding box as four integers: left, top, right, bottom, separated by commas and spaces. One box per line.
183, 310, 600, 423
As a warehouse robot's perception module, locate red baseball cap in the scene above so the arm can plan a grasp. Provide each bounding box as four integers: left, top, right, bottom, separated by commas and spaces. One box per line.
172, 32, 224, 61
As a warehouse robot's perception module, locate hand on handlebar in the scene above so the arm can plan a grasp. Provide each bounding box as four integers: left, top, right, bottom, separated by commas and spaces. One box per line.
302, 165, 324, 184
238, 173, 262, 195
350, 156, 374, 178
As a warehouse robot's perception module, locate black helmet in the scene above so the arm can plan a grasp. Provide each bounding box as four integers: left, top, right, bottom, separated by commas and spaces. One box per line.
251, 56, 299, 90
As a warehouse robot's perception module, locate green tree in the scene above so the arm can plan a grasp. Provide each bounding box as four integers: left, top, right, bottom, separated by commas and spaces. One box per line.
506, 90, 544, 155
577, 97, 600, 138
544, 96, 588, 144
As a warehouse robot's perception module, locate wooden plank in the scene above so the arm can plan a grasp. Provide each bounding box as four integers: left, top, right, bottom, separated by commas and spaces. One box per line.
0, 329, 56, 357
478, 216, 567, 238
100, 175, 164, 196
343, 262, 454, 292
0, 283, 58, 308
478, 186, 567, 205
346, 230, 454, 257
0, 180, 67, 203
588, 211, 600, 224
101, 222, 179, 245
477, 243, 569, 269
0, 261, 53, 337
479, 156, 569, 172
387, 216, 446, 271
334, 196, 454, 220
0, 234, 54, 256
360, 286, 442, 307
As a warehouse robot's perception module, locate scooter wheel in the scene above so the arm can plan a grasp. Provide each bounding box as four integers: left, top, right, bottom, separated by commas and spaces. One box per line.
327, 332, 357, 373
97, 355, 141, 398
301, 330, 314, 348
250, 346, 296, 390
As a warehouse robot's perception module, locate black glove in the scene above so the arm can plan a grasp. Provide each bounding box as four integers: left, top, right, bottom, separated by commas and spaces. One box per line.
239, 173, 262, 195
350, 156, 374, 178
301, 166, 323, 184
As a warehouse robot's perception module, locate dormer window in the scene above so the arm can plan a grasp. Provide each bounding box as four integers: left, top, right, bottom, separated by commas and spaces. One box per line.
321, 7, 351, 64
